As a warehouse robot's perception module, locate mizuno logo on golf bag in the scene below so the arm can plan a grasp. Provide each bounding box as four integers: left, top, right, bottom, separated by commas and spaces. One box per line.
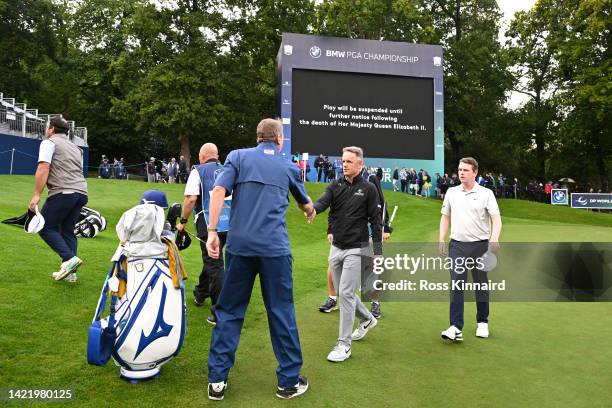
134, 283, 173, 359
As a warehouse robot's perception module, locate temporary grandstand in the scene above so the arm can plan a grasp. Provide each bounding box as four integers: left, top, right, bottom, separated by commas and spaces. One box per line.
0, 92, 88, 145
0, 92, 89, 175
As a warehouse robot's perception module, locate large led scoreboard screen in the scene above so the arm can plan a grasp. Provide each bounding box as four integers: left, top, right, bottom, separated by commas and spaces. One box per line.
291, 69, 434, 160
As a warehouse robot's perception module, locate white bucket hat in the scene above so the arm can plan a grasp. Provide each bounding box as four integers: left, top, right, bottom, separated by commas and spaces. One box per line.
24, 206, 45, 233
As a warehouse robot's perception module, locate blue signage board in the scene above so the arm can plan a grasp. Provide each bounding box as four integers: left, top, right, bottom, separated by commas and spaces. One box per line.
551, 189, 569, 205
571, 193, 612, 209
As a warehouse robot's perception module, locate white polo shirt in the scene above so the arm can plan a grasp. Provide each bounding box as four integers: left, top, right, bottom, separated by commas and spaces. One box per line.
441, 183, 500, 242
184, 168, 201, 196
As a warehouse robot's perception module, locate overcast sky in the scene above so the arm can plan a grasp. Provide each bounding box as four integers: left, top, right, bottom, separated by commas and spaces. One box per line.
497, 0, 537, 108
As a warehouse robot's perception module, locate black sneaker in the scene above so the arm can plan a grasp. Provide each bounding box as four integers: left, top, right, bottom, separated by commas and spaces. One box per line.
371, 301, 382, 318
208, 381, 227, 400
276, 376, 308, 399
318, 297, 338, 313
206, 314, 217, 326
193, 290, 206, 307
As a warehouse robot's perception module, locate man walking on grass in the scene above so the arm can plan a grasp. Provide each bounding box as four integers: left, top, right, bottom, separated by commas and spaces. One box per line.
205, 118, 314, 400
310, 146, 382, 362
29, 117, 88, 282
439, 157, 502, 342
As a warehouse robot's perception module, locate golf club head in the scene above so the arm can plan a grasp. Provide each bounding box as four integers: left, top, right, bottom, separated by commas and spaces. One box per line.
167, 203, 182, 232
175, 228, 191, 251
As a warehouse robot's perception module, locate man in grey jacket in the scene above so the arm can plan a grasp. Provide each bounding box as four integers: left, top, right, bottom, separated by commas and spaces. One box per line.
29, 117, 88, 281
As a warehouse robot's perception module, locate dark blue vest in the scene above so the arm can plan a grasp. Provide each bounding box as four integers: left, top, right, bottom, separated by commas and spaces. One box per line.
194, 160, 223, 215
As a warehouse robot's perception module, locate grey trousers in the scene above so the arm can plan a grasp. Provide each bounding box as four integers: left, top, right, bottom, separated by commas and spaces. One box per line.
329, 245, 373, 347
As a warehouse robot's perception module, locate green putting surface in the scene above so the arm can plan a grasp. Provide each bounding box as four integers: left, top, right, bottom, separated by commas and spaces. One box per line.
0, 176, 610, 407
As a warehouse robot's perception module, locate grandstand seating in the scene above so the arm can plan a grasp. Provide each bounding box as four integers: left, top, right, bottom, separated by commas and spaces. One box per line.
0, 92, 87, 147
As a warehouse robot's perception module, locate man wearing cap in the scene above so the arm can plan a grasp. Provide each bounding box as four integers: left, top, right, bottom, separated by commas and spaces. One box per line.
205, 118, 314, 400
439, 157, 502, 342
29, 117, 88, 281
177, 143, 227, 325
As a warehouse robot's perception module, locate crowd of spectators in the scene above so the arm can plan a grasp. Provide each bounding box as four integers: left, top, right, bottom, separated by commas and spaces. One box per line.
130, 151, 606, 206
97, 155, 127, 179
95, 154, 193, 183
144, 155, 189, 183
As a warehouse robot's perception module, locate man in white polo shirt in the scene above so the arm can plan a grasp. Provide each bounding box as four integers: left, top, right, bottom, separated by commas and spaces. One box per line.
438, 157, 502, 341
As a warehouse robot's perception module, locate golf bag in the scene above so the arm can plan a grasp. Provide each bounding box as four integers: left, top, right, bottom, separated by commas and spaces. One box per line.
75, 207, 107, 238
87, 240, 186, 382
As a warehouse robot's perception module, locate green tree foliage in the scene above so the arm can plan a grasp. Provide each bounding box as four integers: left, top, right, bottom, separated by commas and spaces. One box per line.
314, 0, 435, 43
553, 0, 611, 190
1, 0, 608, 188
427, 0, 512, 168
505, 0, 561, 182
0, 0, 61, 107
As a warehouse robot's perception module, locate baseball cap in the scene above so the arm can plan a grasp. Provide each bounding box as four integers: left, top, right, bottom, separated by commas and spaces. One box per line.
140, 190, 168, 208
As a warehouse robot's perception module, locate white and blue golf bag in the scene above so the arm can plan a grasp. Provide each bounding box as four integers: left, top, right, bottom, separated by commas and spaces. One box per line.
88, 242, 186, 382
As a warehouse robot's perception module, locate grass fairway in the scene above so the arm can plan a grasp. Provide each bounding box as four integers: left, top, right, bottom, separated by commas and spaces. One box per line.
0, 175, 611, 407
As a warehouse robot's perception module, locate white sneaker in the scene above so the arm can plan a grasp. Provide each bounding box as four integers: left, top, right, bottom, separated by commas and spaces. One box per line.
476, 322, 489, 338
52, 271, 77, 283
55, 256, 83, 281
327, 343, 351, 362
351, 316, 378, 341
208, 381, 227, 400
441, 325, 463, 342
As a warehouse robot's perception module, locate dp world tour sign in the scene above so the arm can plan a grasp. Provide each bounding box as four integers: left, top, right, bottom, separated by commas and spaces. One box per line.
571, 193, 612, 209
276, 33, 444, 186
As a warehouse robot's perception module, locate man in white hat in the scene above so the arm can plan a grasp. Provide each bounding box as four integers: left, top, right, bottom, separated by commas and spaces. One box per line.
29, 117, 88, 281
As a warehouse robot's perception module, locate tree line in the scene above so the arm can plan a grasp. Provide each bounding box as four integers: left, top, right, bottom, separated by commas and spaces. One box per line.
1, 0, 609, 189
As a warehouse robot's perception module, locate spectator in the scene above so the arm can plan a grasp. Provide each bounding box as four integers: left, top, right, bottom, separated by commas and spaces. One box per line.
498, 173, 507, 198
98, 156, 112, 179
376, 167, 383, 182
314, 154, 326, 182
400, 167, 408, 193
334, 158, 343, 180
114, 157, 127, 179
392, 167, 399, 192
407, 168, 416, 195
435, 172, 442, 198
545, 181, 553, 203
324, 156, 334, 182
159, 165, 169, 183
178, 155, 188, 183
167, 157, 179, 183
440, 173, 451, 199
146, 157, 156, 183
416, 169, 424, 196
422, 170, 432, 198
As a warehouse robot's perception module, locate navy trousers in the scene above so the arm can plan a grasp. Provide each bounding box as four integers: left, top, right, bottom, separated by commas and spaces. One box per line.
194, 216, 227, 314
39, 193, 88, 262
449, 239, 489, 330
208, 253, 302, 388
